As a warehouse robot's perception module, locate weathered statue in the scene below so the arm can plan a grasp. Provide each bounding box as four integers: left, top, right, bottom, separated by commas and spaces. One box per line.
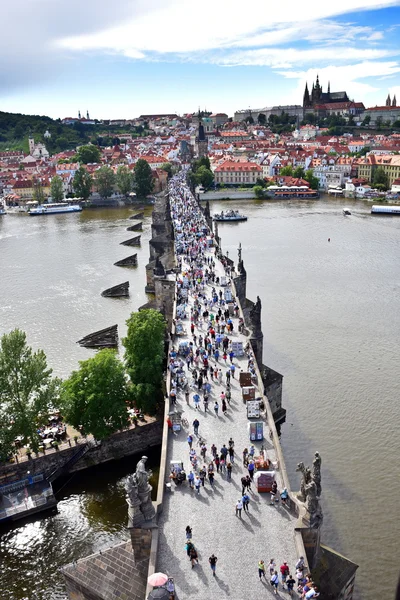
304, 479, 319, 514
313, 452, 322, 497
296, 462, 312, 502
125, 474, 139, 508
136, 456, 152, 491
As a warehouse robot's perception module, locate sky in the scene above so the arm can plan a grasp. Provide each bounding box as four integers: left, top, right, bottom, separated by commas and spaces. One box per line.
1, 0, 400, 119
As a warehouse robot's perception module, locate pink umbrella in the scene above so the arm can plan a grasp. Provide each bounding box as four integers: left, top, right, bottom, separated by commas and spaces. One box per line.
147, 572, 168, 587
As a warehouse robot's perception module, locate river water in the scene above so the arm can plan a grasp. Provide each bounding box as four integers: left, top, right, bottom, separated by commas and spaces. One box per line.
0, 200, 399, 600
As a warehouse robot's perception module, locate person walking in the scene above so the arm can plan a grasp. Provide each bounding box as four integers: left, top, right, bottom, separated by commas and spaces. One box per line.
230, 363, 236, 379
185, 525, 192, 540
241, 475, 248, 495
235, 499, 243, 517
194, 476, 201, 494
268, 559, 276, 577
247, 460, 255, 481
270, 480, 278, 505
280, 561, 290, 588
242, 493, 250, 512
189, 547, 199, 568
200, 444, 207, 460
258, 560, 266, 581
187, 471, 195, 489
193, 418, 199, 435
209, 554, 218, 577
228, 445, 234, 463
185, 388, 190, 404
270, 570, 279, 593
199, 467, 206, 487
226, 461, 232, 480
193, 393, 201, 410
185, 541, 194, 557
287, 574, 296, 596
226, 388, 231, 404
208, 469, 215, 486
225, 369, 231, 385
214, 401, 219, 416
203, 395, 209, 412
187, 434, 193, 449
211, 443, 217, 458
222, 397, 228, 414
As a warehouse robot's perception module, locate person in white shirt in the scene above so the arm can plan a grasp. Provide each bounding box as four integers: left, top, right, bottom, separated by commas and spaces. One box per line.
235, 499, 243, 517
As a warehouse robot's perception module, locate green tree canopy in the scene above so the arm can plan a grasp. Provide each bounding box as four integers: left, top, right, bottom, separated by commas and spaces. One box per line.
134, 158, 154, 198
95, 165, 116, 198
372, 167, 389, 190
116, 165, 134, 197
60, 349, 130, 440
193, 156, 211, 172
0, 329, 61, 454
123, 309, 166, 414
293, 166, 305, 179
361, 115, 371, 126
195, 165, 214, 189
257, 113, 266, 125
73, 166, 93, 200
33, 180, 46, 204
161, 163, 173, 178
279, 165, 293, 176
76, 144, 101, 164
50, 175, 64, 202
305, 169, 319, 190
253, 185, 266, 199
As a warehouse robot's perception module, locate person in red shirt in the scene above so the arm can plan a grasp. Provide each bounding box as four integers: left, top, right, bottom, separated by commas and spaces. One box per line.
280, 562, 290, 588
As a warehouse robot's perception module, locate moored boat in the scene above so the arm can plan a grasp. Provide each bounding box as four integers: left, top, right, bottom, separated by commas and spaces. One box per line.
29, 203, 82, 216
213, 209, 247, 222
371, 205, 400, 215
343, 208, 351, 215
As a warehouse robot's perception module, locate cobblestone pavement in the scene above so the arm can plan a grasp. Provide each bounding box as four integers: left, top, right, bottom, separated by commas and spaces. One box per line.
157, 250, 299, 599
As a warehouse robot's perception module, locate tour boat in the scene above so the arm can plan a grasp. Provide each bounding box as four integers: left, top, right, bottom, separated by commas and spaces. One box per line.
29, 203, 82, 216
343, 208, 351, 216
371, 205, 400, 215
213, 209, 247, 222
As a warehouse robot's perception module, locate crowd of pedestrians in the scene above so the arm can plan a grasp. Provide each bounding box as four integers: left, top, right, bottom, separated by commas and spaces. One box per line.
163, 173, 316, 598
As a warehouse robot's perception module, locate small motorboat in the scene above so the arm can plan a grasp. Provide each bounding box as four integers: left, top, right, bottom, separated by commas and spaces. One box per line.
213, 209, 247, 222
343, 208, 351, 216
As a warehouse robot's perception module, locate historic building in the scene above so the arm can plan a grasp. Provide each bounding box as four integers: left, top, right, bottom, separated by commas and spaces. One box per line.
303, 75, 349, 110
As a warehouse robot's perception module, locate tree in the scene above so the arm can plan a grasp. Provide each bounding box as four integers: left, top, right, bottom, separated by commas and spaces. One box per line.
161, 163, 173, 179
134, 158, 154, 198
244, 116, 254, 124
257, 113, 266, 125
376, 116, 383, 130
60, 349, 130, 440
0, 329, 61, 453
123, 309, 166, 414
192, 156, 211, 173
361, 115, 371, 127
305, 169, 319, 190
33, 180, 46, 204
255, 178, 266, 188
76, 144, 101, 164
372, 167, 389, 190
95, 165, 116, 198
195, 166, 214, 189
73, 166, 93, 200
116, 165, 133, 197
279, 166, 293, 176
293, 166, 305, 179
253, 185, 265, 199
50, 175, 64, 202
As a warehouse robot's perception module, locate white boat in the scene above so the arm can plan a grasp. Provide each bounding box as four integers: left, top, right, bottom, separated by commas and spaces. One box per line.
213, 209, 247, 222
343, 208, 351, 215
371, 205, 400, 215
29, 203, 82, 216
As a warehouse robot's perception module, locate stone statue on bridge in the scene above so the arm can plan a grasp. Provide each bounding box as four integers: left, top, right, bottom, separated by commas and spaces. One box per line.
125, 456, 156, 526
313, 452, 322, 497
296, 453, 323, 526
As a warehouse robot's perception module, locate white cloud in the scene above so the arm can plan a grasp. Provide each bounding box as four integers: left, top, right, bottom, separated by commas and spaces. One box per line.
57, 0, 400, 55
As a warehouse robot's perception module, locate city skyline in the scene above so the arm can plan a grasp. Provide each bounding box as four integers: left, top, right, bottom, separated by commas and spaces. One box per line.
1, 0, 400, 119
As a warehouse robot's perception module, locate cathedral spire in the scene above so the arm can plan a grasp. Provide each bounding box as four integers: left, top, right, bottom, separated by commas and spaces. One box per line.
328, 81, 330, 94
392, 95, 397, 107
303, 82, 310, 108
386, 94, 391, 106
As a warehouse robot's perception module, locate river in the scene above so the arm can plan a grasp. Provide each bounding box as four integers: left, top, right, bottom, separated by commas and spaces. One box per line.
0, 199, 399, 600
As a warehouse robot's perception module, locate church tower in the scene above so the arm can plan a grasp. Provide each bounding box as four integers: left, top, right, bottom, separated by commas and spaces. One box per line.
195, 116, 208, 158
386, 94, 391, 106
86, 110, 90, 120
392, 95, 397, 107
78, 110, 81, 119
303, 83, 310, 108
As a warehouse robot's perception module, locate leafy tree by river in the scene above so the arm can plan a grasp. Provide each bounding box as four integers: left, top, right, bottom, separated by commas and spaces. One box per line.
60, 349, 130, 440
95, 165, 116, 198
116, 165, 134, 197
50, 175, 64, 202
134, 158, 154, 198
73, 166, 93, 200
123, 309, 166, 415
0, 329, 61, 457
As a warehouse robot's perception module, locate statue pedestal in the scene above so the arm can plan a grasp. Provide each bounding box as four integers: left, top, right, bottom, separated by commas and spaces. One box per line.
138, 485, 156, 521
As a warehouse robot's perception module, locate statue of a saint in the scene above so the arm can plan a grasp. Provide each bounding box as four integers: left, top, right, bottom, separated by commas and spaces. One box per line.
136, 455, 152, 491
312, 452, 322, 497
305, 479, 318, 514
125, 474, 139, 508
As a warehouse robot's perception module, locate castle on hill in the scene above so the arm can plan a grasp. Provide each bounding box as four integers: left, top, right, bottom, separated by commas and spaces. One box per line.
303, 75, 349, 109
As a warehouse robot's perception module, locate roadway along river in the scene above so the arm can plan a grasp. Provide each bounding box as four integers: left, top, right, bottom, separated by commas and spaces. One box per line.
0, 199, 399, 600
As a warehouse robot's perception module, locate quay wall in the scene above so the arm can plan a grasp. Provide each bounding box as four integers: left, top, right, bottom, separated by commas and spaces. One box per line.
200, 190, 256, 200
0, 421, 162, 483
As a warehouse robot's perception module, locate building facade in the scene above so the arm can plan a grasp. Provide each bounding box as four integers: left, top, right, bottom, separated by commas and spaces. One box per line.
214, 161, 262, 185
